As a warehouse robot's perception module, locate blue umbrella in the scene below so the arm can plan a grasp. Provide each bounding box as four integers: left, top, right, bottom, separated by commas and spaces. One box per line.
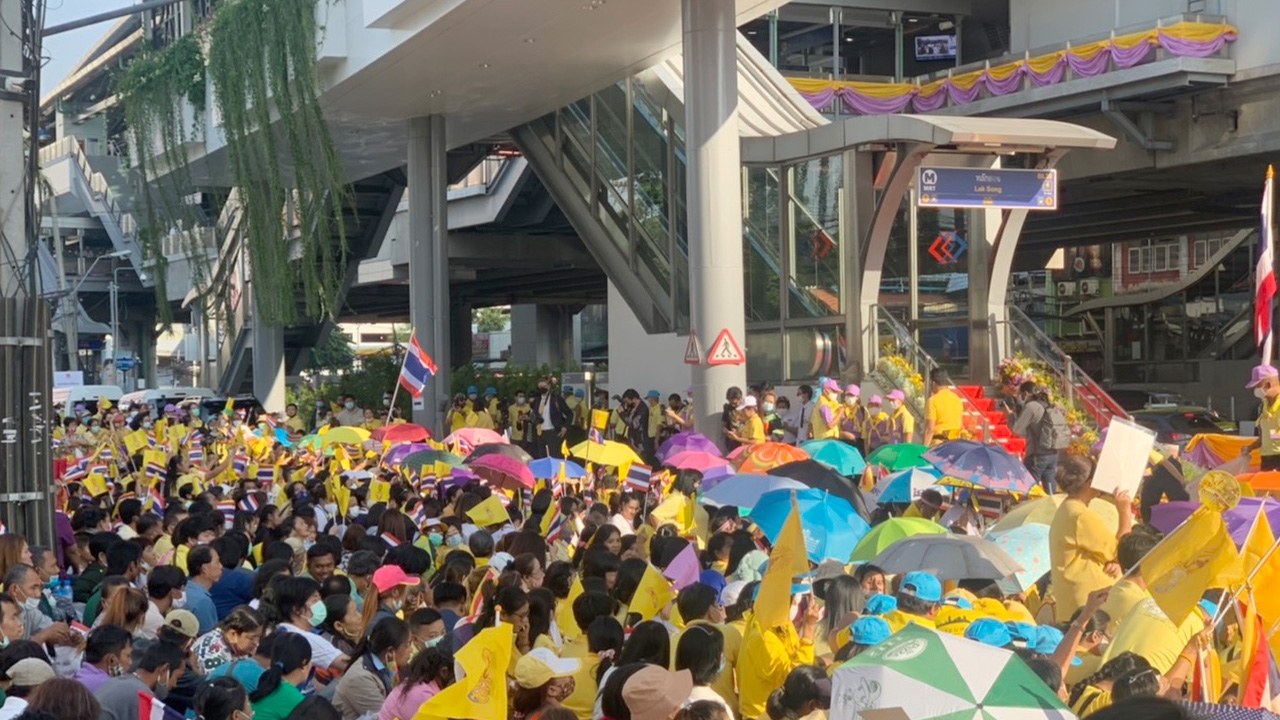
924, 440, 1036, 494
701, 475, 807, 509
528, 457, 588, 480
749, 488, 871, 563
868, 467, 943, 506
800, 439, 867, 476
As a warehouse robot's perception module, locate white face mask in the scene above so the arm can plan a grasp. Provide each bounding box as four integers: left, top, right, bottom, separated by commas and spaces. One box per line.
173, 592, 187, 609
1257, 387, 1269, 400
20, 596, 39, 614
324, 502, 338, 516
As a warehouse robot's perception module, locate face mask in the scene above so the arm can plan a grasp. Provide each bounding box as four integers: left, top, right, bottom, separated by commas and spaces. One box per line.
44, 578, 58, 591
1257, 387, 1269, 400
91, 426, 101, 434
428, 532, 443, 547
344, 402, 355, 410
515, 396, 524, 404
316, 401, 325, 409
142, 421, 153, 429
173, 592, 187, 609
154, 676, 170, 701
388, 599, 404, 613
845, 397, 858, 406
383, 398, 391, 407
308, 599, 328, 627
324, 502, 338, 516
110, 661, 124, 677
0, 634, 9, 651
20, 596, 39, 614
762, 402, 775, 413
192, 408, 201, 417
468, 394, 477, 401
425, 635, 444, 648
303, 539, 316, 551
446, 534, 463, 548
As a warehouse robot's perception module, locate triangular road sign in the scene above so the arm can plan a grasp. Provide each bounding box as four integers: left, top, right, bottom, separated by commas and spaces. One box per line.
707, 328, 745, 366
684, 330, 702, 365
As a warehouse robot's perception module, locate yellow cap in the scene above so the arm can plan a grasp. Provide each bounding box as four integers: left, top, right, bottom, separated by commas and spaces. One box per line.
1002, 599, 1036, 625
973, 598, 1011, 621
935, 606, 979, 636
514, 648, 579, 689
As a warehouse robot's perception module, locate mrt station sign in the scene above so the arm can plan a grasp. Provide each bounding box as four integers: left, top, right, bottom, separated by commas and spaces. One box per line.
917, 167, 1058, 210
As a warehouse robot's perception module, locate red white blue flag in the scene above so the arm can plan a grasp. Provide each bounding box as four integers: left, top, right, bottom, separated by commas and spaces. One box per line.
1259, 165, 1276, 362
398, 334, 439, 399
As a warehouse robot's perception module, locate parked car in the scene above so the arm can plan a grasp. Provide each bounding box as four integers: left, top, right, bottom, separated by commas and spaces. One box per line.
1130, 406, 1236, 446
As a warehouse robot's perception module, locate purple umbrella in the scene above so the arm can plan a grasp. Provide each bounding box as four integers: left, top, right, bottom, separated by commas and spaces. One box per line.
1149, 497, 1280, 549
383, 443, 431, 467
657, 432, 721, 461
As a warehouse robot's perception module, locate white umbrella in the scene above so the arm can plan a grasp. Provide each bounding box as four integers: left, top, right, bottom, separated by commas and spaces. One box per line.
869, 534, 1023, 581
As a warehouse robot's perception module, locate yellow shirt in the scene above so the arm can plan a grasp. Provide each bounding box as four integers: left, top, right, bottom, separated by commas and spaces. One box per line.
809, 397, 841, 440
1261, 396, 1280, 456
742, 415, 766, 444
671, 619, 742, 713
562, 651, 602, 720
1102, 596, 1204, 674
172, 543, 190, 573
893, 406, 915, 441
1099, 577, 1148, 636
881, 609, 937, 634
925, 388, 965, 441
467, 410, 495, 430
1071, 686, 1112, 718
510, 403, 532, 433
738, 622, 815, 719
362, 419, 385, 430
648, 402, 664, 440
284, 415, 307, 434
1048, 497, 1117, 623
448, 409, 469, 434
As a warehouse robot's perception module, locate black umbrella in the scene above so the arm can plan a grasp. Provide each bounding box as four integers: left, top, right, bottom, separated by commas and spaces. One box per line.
466, 442, 534, 465
767, 460, 871, 522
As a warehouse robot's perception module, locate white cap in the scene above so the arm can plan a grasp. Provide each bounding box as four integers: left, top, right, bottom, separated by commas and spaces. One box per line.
489, 551, 515, 574
721, 580, 749, 606
742, 396, 758, 409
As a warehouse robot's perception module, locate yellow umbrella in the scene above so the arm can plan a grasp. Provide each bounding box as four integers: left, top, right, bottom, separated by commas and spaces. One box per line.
989, 493, 1118, 534
569, 440, 643, 467
320, 426, 371, 446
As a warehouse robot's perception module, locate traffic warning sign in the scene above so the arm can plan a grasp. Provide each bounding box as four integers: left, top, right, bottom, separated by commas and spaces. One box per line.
684, 330, 702, 365
707, 329, 745, 366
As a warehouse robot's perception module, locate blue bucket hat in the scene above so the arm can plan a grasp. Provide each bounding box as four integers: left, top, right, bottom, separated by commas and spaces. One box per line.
964, 618, 1013, 648
1005, 621, 1037, 647
484, 387, 497, 397
646, 390, 661, 400
466, 385, 478, 395
575, 389, 585, 398
863, 593, 898, 616
899, 571, 942, 603
851, 616, 892, 646
1034, 625, 1083, 666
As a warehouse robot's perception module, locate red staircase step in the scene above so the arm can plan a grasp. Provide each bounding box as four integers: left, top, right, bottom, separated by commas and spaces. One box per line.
984, 411, 1006, 425
958, 385, 984, 400
972, 398, 995, 411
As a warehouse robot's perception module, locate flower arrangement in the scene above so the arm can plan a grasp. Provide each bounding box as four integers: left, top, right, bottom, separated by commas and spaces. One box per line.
877, 355, 926, 412
1000, 353, 1103, 457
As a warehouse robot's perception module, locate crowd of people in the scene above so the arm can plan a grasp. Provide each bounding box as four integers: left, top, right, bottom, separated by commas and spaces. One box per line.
25, 368, 1271, 720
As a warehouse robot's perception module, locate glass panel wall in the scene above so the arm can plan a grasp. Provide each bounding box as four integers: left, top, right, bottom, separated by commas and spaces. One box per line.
788, 156, 842, 319
744, 167, 782, 322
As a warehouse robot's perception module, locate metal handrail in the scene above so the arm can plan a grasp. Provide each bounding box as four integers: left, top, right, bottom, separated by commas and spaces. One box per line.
39, 137, 139, 240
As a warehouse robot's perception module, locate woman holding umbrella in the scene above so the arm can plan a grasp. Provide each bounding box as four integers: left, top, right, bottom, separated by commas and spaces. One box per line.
1048, 455, 1133, 623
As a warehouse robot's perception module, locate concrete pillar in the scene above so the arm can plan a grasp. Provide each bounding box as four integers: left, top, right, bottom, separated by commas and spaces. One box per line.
683, 0, 747, 443
0, 0, 22, 297
966, 204, 1000, 385
408, 116, 451, 431
842, 150, 875, 380
252, 308, 285, 411
511, 304, 578, 367
451, 299, 472, 369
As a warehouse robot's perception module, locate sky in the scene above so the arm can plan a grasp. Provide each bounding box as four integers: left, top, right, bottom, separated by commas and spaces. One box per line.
42, 0, 134, 89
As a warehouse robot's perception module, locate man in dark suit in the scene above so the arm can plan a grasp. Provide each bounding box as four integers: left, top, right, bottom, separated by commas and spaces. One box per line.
533, 374, 574, 458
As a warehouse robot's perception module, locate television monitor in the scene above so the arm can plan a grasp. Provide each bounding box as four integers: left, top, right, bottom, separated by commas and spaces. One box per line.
915, 34, 957, 61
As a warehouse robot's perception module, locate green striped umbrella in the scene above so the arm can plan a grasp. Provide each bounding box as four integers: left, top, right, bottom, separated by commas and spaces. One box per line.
831, 624, 1074, 720
867, 443, 931, 472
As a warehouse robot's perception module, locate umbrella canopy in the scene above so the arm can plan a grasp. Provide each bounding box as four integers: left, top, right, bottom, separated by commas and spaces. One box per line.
1149, 497, 1280, 549
986, 523, 1051, 593
989, 494, 1119, 534
867, 443, 931, 472
831, 624, 1073, 720
468, 443, 535, 465
444, 428, 506, 449
871, 533, 1024, 581
850, 517, 949, 562
570, 439, 643, 467
701, 475, 807, 509
1239, 471, 1280, 492
371, 423, 431, 443
800, 439, 868, 476
468, 454, 535, 490
768, 460, 871, 521
382, 443, 432, 467
657, 432, 721, 461
400, 449, 465, 471
749, 488, 871, 563
735, 442, 811, 475
925, 440, 1037, 494
320, 426, 370, 446
868, 467, 943, 506
297, 434, 322, 451
664, 450, 732, 473
528, 457, 588, 481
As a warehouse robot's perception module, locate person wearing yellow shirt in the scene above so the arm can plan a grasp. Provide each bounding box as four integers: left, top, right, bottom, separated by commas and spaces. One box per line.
670, 585, 741, 713
808, 379, 842, 441
922, 368, 965, 445
510, 392, 533, 447
1097, 531, 1159, 636
880, 571, 942, 633
1246, 365, 1280, 469
645, 391, 665, 455
282, 404, 308, 434
1049, 455, 1133, 623
560, 591, 620, 720
728, 396, 767, 446
445, 394, 472, 434
360, 408, 385, 431
738, 599, 821, 718
467, 404, 495, 430
886, 389, 914, 444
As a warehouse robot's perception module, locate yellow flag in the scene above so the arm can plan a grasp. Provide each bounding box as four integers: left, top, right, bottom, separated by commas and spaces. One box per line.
98, 395, 113, 411
368, 479, 391, 504
143, 449, 169, 471
84, 473, 108, 497
557, 577, 585, 641
467, 495, 508, 528
591, 409, 610, 430
618, 461, 632, 488
1248, 521, 1280, 626
561, 440, 571, 458
754, 494, 809, 629
334, 484, 352, 518
1141, 507, 1243, 624
1241, 511, 1275, 579
433, 461, 453, 479
123, 430, 149, 455
629, 564, 674, 622
415, 623, 512, 720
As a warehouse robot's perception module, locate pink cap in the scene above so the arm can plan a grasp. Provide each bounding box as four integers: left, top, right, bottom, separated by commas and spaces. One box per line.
1247, 365, 1279, 389
821, 379, 841, 393
845, 384, 860, 397
888, 390, 906, 402
869, 395, 883, 405
372, 565, 421, 593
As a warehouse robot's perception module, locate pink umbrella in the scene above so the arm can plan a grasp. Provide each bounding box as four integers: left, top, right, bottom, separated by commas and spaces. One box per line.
664, 450, 732, 473
444, 428, 506, 454
657, 432, 721, 461
468, 453, 535, 490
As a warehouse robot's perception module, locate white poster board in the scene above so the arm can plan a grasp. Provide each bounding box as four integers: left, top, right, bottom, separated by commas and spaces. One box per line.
1091, 417, 1157, 498
53, 371, 84, 388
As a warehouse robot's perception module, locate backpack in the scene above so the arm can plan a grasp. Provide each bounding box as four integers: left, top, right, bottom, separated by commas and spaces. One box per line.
1036, 401, 1071, 452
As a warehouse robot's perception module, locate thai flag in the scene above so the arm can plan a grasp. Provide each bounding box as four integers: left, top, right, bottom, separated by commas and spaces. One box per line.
1260, 165, 1277, 361
146, 487, 165, 513
188, 448, 205, 464
140, 687, 186, 720
64, 458, 88, 482
398, 334, 438, 399
232, 454, 249, 475
589, 427, 604, 444
256, 465, 276, 484
238, 495, 260, 513
624, 463, 652, 492
99, 447, 114, 463
217, 501, 236, 528
380, 532, 402, 548
144, 459, 166, 479
89, 462, 109, 477
410, 503, 428, 529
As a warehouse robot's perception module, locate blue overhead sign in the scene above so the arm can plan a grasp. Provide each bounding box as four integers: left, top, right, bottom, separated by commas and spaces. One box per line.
917, 167, 1058, 210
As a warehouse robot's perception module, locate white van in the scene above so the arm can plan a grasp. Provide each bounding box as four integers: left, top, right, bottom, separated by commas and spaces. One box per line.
118, 387, 217, 410
52, 385, 124, 416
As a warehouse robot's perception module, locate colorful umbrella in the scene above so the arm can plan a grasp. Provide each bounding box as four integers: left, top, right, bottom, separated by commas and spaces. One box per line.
528, 457, 588, 481
664, 450, 732, 473
468, 443, 534, 465
800, 439, 868, 476
297, 435, 322, 451
371, 423, 432, 443
400, 449, 464, 470
736, 442, 811, 474
986, 523, 1051, 593
444, 428, 506, 449
768, 460, 871, 521
1149, 497, 1280, 549
657, 432, 721, 461
383, 443, 431, 467
701, 475, 807, 509
867, 443, 931, 472
320, 426, 370, 446
831, 624, 1073, 720
749, 488, 871, 563
925, 440, 1036, 494
988, 494, 1119, 534
870, 534, 1023, 581
468, 453, 535, 490
569, 440, 643, 467
868, 467, 943, 506
849, 517, 948, 562
1239, 471, 1280, 492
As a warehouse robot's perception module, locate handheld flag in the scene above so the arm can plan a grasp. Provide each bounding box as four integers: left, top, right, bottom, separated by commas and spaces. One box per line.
398, 334, 439, 398
140, 689, 186, 720
1260, 165, 1277, 362
368, 479, 391, 504
1141, 507, 1243, 623
624, 463, 652, 492
629, 564, 674, 622
754, 493, 810, 629
662, 543, 700, 590
414, 624, 512, 720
